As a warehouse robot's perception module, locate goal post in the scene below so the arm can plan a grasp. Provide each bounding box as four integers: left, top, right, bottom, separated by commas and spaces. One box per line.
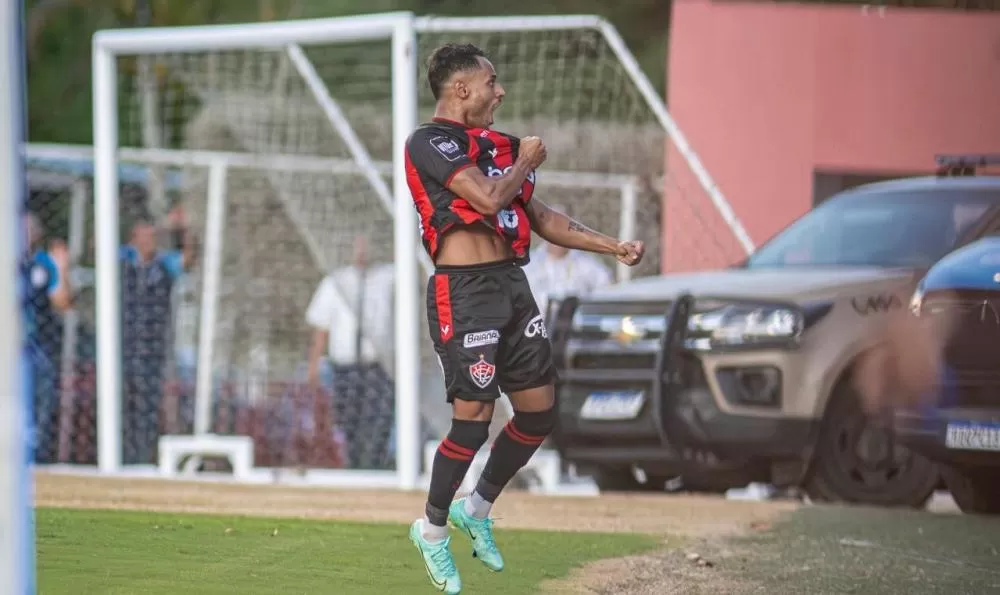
92, 12, 422, 486
87, 11, 751, 491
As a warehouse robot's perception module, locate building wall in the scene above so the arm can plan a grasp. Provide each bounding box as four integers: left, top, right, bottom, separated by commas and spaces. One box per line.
663, 0, 1000, 273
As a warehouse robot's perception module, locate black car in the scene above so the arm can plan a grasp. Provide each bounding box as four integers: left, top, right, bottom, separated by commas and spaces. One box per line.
895, 234, 1000, 515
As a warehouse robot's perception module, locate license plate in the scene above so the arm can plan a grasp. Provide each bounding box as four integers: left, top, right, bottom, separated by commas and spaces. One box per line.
945, 422, 1000, 452
579, 391, 645, 420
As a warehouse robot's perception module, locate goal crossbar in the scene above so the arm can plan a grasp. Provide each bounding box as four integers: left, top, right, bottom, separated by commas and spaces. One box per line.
93, 12, 415, 53
91, 12, 423, 486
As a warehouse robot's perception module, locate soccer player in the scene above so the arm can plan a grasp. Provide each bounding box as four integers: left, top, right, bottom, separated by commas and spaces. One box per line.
405, 43, 645, 594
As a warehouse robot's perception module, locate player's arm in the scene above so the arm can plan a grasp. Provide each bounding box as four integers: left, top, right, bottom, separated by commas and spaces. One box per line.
525, 198, 645, 266
448, 161, 537, 216
407, 130, 547, 216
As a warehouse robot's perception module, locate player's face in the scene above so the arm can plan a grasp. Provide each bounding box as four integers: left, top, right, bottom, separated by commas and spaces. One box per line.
468, 57, 504, 128
131, 224, 157, 258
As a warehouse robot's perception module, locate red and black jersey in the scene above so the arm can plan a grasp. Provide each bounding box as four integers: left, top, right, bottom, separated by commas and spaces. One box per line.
404, 117, 536, 264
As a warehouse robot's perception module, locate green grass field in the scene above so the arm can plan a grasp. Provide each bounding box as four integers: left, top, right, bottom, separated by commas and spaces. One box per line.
36, 507, 660, 595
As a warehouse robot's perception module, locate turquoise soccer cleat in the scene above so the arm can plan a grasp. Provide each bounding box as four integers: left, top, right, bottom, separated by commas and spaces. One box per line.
448, 498, 505, 572
409, 520, 462, 594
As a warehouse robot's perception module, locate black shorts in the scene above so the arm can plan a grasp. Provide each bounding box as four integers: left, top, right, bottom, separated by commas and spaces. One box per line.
426, 258, 556, 402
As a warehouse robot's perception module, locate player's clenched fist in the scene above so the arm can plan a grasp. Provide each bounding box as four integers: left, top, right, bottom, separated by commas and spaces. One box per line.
519, 136, 547, 169
615, 240, 645, 266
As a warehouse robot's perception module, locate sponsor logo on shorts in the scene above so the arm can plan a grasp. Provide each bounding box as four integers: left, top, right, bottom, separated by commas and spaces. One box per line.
463, 329, 500, 348
524, 313, 548, 339
430, 135, 462, 161
469, 354, 496, 389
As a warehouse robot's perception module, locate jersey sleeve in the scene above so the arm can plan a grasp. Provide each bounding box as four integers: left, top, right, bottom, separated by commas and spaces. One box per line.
35, 252, 60, 294
159, 249, 185, 280
405, 127, 474, 187
119, 245, 137, 264
520, 169, 537, 203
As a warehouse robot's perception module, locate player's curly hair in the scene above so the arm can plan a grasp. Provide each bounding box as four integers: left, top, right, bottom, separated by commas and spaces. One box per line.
426, 43, 488, 100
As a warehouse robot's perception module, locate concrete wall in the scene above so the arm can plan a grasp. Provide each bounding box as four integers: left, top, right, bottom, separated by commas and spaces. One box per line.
664, 0, 1000, 272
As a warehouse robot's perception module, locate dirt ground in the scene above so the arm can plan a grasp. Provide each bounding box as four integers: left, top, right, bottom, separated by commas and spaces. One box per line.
34, 469, 796, 594
33, 470, 795, 537
39, 471, 997, 594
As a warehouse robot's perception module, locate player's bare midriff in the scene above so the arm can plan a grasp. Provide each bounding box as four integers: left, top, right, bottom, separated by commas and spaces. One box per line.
435, 224, 515, 266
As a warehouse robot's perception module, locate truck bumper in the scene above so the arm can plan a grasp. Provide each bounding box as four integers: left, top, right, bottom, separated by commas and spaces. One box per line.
547, 295, 818, 475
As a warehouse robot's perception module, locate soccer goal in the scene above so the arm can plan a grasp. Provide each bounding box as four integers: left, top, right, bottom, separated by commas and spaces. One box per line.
87, 12, 753, 490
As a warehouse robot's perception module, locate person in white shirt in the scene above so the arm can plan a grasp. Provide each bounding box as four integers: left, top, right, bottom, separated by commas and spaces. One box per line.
305, 235, 395, 388
522, 203, 615, 318
303, 235, 396, 469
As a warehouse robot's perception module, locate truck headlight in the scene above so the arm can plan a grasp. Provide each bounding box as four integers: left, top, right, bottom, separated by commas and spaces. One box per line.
687, 304, 803, 350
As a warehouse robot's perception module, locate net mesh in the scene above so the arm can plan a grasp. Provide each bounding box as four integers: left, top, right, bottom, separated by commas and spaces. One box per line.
50, 19, 747, 473
412, 27, 748, 273
22, 165, 97, 466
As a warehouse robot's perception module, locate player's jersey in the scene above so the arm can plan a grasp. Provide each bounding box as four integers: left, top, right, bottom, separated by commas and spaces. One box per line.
404, 117, 536, 264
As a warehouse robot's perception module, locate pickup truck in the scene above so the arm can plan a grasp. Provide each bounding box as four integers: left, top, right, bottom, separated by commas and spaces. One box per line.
549, 154, 1000, 507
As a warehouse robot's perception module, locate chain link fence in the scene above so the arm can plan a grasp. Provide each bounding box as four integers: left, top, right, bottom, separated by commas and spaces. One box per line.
24, 152, 403, 471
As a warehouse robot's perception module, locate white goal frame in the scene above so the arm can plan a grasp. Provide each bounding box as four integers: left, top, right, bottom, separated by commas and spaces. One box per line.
90, 11, 751, 491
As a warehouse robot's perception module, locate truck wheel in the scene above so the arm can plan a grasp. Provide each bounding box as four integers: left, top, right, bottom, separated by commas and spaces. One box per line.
942, 465, 1000, 515
592, 467, 664, 492
805, 385, 939, 508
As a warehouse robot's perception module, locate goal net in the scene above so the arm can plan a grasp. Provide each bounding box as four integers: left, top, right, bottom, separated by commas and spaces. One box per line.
84, 13, 752, 488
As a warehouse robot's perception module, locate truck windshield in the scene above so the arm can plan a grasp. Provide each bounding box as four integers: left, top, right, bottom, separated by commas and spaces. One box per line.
746, 188, 1000, 269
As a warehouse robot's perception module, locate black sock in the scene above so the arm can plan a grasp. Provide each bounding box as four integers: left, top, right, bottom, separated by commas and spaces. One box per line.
477, 409, 555, 503
425, 419, 491, 526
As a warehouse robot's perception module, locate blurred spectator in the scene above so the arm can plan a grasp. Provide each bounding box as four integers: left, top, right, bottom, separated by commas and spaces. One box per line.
303, 235, 395, 469
21, 212, 72, 463
522, 203, 614, 317
164, 205, 201, 430
119, 218, 186, 464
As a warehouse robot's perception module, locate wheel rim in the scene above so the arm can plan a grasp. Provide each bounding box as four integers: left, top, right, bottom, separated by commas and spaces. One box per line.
831, 414, 915, 494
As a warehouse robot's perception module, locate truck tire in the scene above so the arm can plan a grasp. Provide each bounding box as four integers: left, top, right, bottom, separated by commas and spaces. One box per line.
942, 465, 1000, 515
804, 384, 939, 508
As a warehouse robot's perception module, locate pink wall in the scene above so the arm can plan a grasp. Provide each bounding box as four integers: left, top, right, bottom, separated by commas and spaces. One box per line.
663, 0, 1000, 273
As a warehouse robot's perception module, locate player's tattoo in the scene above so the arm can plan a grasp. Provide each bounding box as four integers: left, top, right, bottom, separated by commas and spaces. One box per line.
568, 220, 588, 233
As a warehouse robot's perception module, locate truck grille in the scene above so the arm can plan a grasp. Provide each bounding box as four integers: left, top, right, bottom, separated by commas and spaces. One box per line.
561, 302, 670, 373
569, 302, 671, 343
570, 352, 657, 370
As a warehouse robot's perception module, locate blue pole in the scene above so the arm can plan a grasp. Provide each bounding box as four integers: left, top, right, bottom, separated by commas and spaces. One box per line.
3, 0, 37, 592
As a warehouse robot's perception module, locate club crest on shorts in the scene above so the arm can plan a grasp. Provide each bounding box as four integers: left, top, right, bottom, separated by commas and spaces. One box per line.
469, 354, 496, 389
